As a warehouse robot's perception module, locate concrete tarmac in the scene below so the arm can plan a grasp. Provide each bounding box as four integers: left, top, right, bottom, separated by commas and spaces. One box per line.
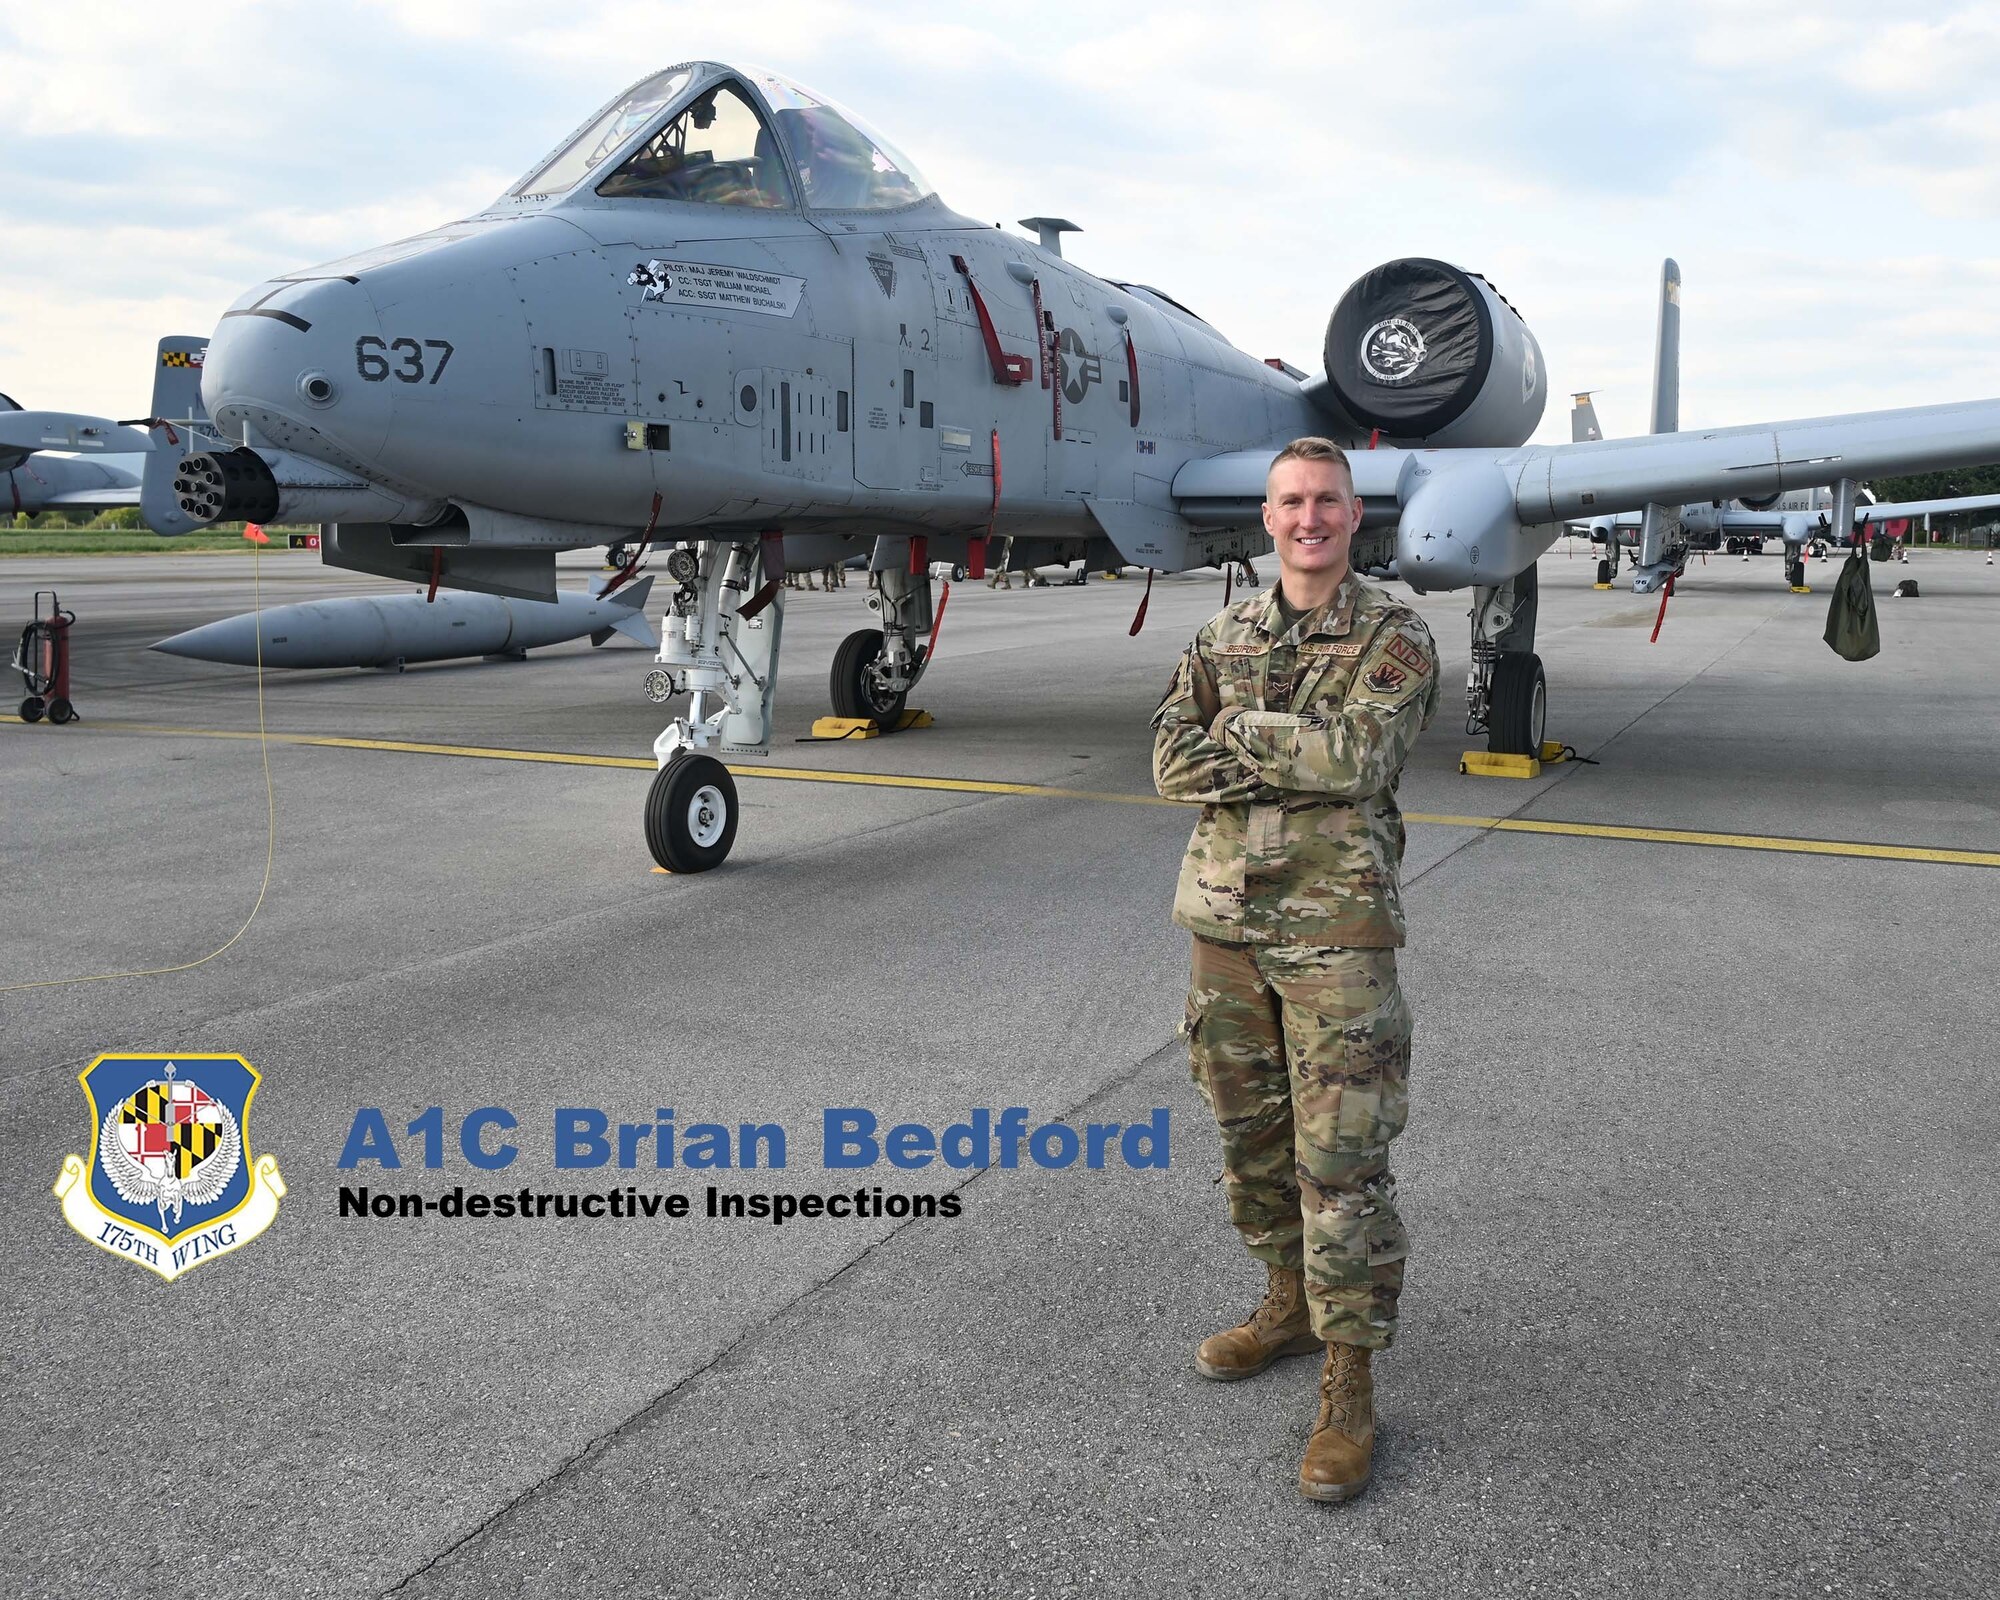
3, 543, 1995, 1599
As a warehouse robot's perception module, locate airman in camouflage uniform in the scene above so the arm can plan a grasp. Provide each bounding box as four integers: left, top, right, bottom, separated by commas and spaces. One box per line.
1153, 437, 1438, 1502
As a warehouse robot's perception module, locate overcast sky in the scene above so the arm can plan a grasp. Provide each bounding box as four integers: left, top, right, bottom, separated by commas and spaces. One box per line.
4, 0, 1998, 446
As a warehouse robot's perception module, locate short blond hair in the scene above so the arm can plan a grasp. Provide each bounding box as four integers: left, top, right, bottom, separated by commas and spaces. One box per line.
1266, 436, 1354, 497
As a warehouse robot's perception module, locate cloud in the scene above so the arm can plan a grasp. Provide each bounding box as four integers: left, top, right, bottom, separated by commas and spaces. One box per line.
2, 0, 1996, 441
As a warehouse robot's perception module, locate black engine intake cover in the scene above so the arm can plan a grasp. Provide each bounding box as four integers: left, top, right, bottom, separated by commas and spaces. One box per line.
1319, 257, 1544, 447
1325, 258, 1493, 436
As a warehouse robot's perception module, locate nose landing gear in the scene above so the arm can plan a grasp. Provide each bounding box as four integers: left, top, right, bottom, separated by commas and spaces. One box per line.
645, 753, 739, 873
641, 539, 780, 874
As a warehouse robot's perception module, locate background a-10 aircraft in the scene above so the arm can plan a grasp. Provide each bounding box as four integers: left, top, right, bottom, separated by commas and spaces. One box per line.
1, 395, 146, 517
1568, 260, 2000, 592
16, 60, 2000, 871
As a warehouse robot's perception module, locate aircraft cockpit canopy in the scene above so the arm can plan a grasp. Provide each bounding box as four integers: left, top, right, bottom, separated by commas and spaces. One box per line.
748, 69, 932, 211
596, 80, 797, 208
508, 64, 936, 213
509, 67, 696, 199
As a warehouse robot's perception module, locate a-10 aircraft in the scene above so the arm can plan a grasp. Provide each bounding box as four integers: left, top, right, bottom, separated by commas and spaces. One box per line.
0, 394, 143, 517
1573, 261, 2000, 591
38, 62, 2000, 869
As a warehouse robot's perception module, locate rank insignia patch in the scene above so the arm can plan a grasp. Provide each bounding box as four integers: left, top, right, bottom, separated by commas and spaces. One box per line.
53, 1055, 285, 1282
1364, 661, 1409, 695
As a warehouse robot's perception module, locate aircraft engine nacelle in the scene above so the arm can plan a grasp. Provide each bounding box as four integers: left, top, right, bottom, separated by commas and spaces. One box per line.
1316, 258, 1546, 448
0, 392, 26, 474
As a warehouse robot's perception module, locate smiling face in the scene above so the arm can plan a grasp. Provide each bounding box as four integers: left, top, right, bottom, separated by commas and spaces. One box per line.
1262, 455, 1362, 607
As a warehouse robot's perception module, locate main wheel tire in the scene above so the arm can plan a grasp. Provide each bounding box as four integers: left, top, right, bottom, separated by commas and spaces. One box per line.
19, 695, 45, 723
48, 697, 74, 724
1595, 558, 1612, 585
645, 753, 738, 873
830, 627, 908, 729
1487, 651, 1546, 757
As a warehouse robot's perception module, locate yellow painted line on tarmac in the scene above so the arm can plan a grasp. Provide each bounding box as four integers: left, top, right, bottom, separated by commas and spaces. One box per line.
309, 734, 652, 771
1417, 814, 2000, 869
741, 761, 1179, 806
9, 715, 1998, 868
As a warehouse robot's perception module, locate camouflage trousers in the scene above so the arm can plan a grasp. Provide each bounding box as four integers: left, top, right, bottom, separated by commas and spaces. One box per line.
1185, 935, 1412, 1349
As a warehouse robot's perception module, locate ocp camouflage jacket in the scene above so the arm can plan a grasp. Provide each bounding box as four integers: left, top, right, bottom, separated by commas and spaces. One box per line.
1151, 574, 1439, 947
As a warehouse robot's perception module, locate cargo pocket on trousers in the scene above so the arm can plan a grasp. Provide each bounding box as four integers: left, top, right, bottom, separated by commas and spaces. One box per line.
1334, 1013, 1410, 1151
1311, 1201, 1407, 1282
1364, 1204, 1409, 1267
1183, 994, 1217, 1107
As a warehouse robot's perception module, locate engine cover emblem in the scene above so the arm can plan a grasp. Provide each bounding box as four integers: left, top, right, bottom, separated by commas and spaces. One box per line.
1359, 317, 1426, 385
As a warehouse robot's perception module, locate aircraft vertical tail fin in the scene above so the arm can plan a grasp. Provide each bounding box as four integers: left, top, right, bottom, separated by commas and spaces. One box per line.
1649, 259, 1680, 435
139, 335, 220, 535
1570, 392, 1603, 443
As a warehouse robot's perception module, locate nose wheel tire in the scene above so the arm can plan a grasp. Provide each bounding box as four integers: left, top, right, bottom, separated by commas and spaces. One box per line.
1487, 651, 1546, 757
1595, 559, 1612, 585
1786, 557, 1806, 589
645, 753, 739, 873
830, 627, 908, 729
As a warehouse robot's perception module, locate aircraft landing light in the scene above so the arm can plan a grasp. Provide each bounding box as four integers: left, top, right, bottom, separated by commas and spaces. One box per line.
8, 715, 2000, 872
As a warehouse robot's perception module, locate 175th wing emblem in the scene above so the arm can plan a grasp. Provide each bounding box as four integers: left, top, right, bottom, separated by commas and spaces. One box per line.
53, 1054, 285, 1282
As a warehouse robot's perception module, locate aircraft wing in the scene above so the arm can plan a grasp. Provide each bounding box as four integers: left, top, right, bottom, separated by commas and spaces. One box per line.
0, 411, 161, 455
38, 486, 143, 508
1173, 396, 2000, 589
1855, 492, 2000, 522
1663, 491, 2000, 534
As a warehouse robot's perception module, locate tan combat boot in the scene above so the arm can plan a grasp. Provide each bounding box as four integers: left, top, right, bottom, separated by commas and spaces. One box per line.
1194, 1265, 1320, 1381
1299, 1341, 1374, 1502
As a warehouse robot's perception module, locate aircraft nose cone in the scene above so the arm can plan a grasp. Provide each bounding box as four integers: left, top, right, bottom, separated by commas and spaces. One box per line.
202, 277, 390, 458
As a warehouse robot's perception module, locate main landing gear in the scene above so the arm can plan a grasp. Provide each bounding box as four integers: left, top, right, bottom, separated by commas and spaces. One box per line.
641, 540, 780, 873
830, 551, 933, 732
1467, 564, 1546, 756
830, 629, 907, 725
